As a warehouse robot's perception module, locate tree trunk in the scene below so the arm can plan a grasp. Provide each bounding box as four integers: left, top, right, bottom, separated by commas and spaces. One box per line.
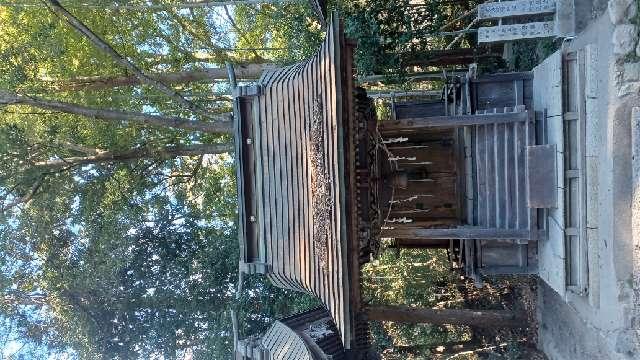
13, 0, 299, 10
0, 91, 233, 134
364, 305, 524, 328
47, 64, 276, 91
45, 0, 206, 118
34, 143, 234, 169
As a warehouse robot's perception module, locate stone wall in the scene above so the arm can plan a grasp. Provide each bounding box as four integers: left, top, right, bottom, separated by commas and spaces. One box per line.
609, 0, 640, 96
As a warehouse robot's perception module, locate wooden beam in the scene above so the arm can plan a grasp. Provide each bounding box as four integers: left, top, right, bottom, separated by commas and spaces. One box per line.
380, 111, 528, 133
387, 238, 450, 249
364, 305, 524, 328
386, 227, 534, 240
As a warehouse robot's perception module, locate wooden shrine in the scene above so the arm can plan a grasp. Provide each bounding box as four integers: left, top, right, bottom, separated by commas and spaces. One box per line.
232, 13, 559, 359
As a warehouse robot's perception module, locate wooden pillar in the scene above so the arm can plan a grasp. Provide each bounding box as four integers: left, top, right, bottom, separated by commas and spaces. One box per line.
364, 305, 524, 328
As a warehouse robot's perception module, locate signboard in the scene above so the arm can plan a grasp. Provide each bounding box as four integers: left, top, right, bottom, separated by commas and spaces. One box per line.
478, 0, 556, 19
478, 21, 556, 43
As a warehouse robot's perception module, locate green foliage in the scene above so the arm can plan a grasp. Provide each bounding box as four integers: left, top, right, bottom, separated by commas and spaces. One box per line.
362, 249, 471, 356
343, 0, 480, 76
507, 38, 560, 72
234, 3, 324, 65
0, 2, 323, 359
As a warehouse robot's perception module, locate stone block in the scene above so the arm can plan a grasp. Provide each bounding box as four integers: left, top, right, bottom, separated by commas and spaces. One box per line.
624, 62, 640, 82
613, 24, 639, 55
618, 81, 640, 97
555, 0, 576, 37
586, 45, 599, 99
587, 227, 600, 308
548, 216, 566, 259
586, 157, 600, 229
586, 98, 601, 157
609, 0, 636, 24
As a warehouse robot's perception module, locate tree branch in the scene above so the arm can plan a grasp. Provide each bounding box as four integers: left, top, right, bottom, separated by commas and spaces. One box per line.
222, 5, 263, 60
1, 177, 44, 212
56, 141, 104, 155
43, 64, 274, 91
33, 143, 234, 169
43, 0, 208, 118
0, 90, 233, 133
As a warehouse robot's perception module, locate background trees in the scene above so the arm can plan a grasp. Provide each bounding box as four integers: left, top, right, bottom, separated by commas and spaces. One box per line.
1, 1, 323, 358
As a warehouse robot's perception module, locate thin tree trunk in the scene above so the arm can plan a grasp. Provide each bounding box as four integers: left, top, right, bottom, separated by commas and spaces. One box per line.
34, 143, 234, 169
47, 64, 276, 91
10, 0, 298, 10
0, 91, 233, 134
364, 305, 524, 328
45, 0, 206, 118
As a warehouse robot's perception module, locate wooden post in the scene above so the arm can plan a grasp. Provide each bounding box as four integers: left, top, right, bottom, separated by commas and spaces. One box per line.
364, 305, 524, 328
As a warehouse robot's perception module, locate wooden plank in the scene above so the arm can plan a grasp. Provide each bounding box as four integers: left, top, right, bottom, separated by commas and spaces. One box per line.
527, 145, 558, 208
475, 125, 486, 227
321, 30, 338, 331
486, 123, 496, 228
390, 227, 536, 240
478, 21, 555, 43
380, 111, 529, 133
261, 70, 277, 278
331, 20, 349, 343
506, 123, 517, 229
277, 66, 300, 290
233, 98, 246, 263
364, 305, 524, 327
515, 120, 527, 229
311, 50, 328, 317
269, 67, 290, 289
496, 123, 506, 228
526, 110, 538, 236
282, 66, 299, 288
478, 0, 556, 19
293, 65, 309, 293
251, 96, 267, 263
302, 60, 317, 298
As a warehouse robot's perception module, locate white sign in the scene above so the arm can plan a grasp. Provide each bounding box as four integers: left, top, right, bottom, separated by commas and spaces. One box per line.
478, 21, 556, 43
478, 0, 556, 19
